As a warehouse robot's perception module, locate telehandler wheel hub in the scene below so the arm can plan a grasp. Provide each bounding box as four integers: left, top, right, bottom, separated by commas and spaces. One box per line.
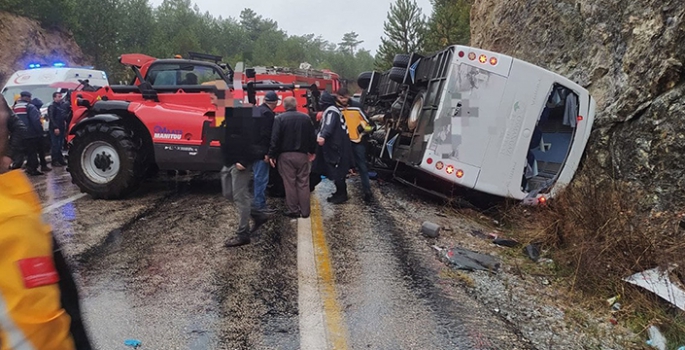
82, 141, 120, 184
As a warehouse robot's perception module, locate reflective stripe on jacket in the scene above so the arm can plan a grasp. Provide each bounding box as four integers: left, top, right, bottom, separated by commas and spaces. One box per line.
0, 170, 76, 350
341, 106, 370, 143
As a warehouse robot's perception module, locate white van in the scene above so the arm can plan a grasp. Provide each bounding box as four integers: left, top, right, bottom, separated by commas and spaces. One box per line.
360, 45, 596, 204
1, 65, 109, 108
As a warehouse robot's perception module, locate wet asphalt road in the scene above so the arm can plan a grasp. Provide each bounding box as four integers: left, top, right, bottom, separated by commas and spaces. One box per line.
31, 166, 533, 350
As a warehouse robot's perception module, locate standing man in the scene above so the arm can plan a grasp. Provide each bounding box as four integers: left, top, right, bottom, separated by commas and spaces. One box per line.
0, 99, 93, 349
336, 87, 375, 203
268, 97, 316, 218
314, 91, 352, 204
4, 105, 26, 171
13, 91, 49, 175
252, 91, 278, 214
221, 106, 269, 248
48, 92, 69, 167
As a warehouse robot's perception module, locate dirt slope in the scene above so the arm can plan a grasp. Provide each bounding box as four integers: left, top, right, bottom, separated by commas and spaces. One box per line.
0, 11, 87, 86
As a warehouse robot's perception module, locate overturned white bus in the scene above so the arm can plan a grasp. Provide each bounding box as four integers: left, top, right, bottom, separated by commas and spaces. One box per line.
357, 45, 596, 204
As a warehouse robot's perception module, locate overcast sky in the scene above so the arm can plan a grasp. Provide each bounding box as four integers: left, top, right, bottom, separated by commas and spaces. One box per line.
149, 0, 433, 54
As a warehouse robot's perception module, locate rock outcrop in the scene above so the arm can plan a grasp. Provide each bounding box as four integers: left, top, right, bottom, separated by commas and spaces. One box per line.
470, 1, 685, 209
0, 11, 87, 86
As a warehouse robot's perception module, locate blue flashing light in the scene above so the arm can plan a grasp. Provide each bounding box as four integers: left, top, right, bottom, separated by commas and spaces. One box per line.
53, 62, 66, 67
28, 63, 41, 69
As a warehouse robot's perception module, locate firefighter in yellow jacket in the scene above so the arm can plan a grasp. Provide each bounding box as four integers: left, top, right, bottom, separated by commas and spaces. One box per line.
336, 87, 375, 203
0, 99, 92, 349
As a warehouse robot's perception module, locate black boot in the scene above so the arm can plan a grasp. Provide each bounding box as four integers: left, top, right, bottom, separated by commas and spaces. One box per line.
329, 192, 349, 204
224, 230, 251, 248
250, 211, 269, 233
363, 191, 373, 203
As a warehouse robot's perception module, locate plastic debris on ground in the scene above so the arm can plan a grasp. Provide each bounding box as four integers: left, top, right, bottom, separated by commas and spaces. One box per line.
623, 266, 685, 311
470, 229, 498, 240
124, 339, 142, 348
434, 245, 500, 271
492, 238, 519, 248
523, 243, 541, 262
646, 326, 667, 350
607, 295, 620, 306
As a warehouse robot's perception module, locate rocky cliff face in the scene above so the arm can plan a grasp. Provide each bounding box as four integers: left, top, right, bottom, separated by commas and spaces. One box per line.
0, 11, 87, 86
470, 0, 685, 209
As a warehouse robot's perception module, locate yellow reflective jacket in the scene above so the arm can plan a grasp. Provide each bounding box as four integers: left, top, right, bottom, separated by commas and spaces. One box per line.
0, 170, 76, 350
341, 106, 371, 143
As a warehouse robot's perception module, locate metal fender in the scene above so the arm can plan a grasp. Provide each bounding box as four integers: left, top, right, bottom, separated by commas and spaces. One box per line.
69, 113, 122, 135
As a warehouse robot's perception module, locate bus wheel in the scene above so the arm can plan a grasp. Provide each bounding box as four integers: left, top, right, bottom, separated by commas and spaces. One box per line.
408, 90, 426, 131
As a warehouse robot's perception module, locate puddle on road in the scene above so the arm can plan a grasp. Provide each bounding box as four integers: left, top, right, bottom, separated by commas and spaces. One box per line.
81, 276, 219, 350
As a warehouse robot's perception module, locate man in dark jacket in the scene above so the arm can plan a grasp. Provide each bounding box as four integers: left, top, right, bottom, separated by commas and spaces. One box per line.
221, 106, 269, 248
314, 91, 352, 204
48, 92, 69, 167
252, 91, 278, 214
13, 91, 49, 175
2, 103, 26, 172
268, 97, 317, 218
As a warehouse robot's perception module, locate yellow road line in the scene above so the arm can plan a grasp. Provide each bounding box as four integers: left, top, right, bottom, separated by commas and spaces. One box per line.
310, 196, 349, 350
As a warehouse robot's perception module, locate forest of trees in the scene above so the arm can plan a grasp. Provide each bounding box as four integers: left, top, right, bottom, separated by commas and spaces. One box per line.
0, 0, 471, 84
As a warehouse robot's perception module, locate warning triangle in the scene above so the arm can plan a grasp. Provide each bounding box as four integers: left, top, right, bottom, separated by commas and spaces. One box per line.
386, 133, 399, 159
409, 59, 420, 84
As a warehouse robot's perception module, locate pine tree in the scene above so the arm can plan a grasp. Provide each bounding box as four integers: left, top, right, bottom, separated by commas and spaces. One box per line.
425, 0, 472, 52
375, 0, 427, 70
338, 32, 363, 55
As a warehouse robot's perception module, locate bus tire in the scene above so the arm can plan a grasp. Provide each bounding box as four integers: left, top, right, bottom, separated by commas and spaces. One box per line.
357, 71, 374, 89
393, 54, 411, 68
389, 67, 406, 84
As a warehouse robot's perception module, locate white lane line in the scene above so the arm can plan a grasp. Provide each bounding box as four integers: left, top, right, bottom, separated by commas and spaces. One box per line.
297, 216, 329, 350
42, 193, 87, 214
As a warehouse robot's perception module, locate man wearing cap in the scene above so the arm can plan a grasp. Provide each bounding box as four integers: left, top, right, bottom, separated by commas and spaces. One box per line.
252, 91, 279, 215
13, 91, 48, 175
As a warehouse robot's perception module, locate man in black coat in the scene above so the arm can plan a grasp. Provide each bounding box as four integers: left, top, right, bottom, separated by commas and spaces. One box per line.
1, 99, 26, 172
268, 96, 317, 218
252, 91, 278, 214
313, 91, 353, 204
13, 91, 49, 175
220, 106, 269, 248
48, 92, 69, 167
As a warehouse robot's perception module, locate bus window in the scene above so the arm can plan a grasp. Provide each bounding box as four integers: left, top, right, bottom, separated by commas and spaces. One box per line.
522, 83, 579, 193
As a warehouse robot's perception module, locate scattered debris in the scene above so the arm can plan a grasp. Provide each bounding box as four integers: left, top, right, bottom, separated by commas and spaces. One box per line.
538, 258, 554, 265
611, 302, 621, 312
623, 266, 685, 311
438, 246, 501, 271
421, 221, 441, 238
493, 238, 519, 248
124, 339, 142, 349
646, 326, 667, 350
470, 229, 498, 240
607, 295, 620, 306
523, 243, 541, 262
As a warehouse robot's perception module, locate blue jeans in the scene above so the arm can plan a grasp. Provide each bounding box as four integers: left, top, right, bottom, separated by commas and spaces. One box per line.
253, 159, 270, 210
51, 131, 65, 163
351, 142, 371, 194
